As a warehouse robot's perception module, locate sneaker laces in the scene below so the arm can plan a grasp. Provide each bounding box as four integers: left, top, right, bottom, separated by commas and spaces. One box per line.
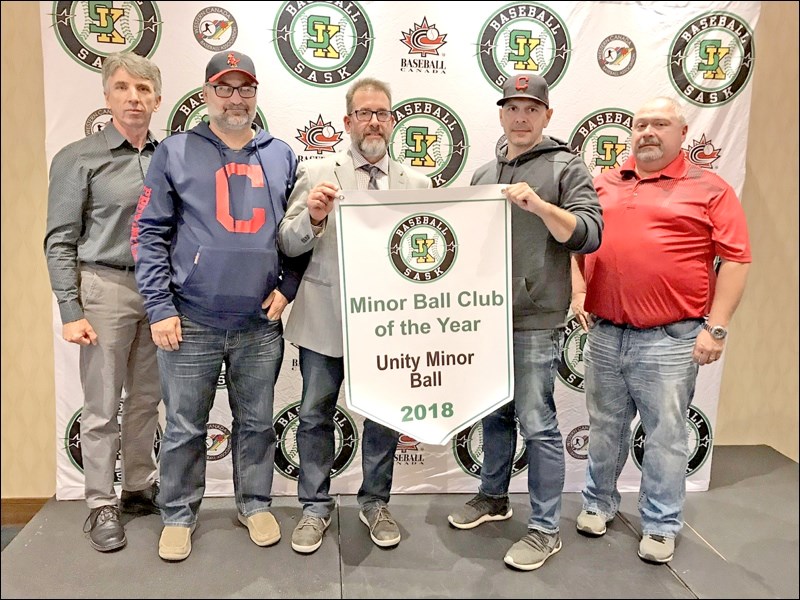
370, 506, 396, 527
520, 529, 556, 552
83, 505, 119, 533
296, 515, 328, 532
466, 493, 504, 513
648, 534, 667, 544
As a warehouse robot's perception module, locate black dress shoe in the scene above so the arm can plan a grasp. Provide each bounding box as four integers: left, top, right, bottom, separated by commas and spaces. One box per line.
120, 482, 160, 515
84, 505, 126, 552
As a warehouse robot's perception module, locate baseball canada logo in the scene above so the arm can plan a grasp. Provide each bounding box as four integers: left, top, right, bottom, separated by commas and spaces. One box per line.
167, 88, 267, 135
569, 108, 633, 178
557, 314, 587, 392
389, 213, 458, 283
453, 421, 528, 478
273, 0, 373, 87
65, 405, 162, 483
565, 425, 590, 460
395, 434, 425, 466
669, 11, 755, 107
84, 108, 112, 137
193, 6, 237, 51
273, 402, 358, 480
684, 134, 722, 169
630, 406, 713, 477
51, 0, 161, 72
206, 423, 232, 461
399, 17, 447, 75
597, 34, 636, 77
390, 98, 468, 188
476, 2, 571, 91
295, 114, 344, 158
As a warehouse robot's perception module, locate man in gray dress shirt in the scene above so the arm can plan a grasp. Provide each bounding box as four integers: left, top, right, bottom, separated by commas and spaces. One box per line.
44, 52, 163, 552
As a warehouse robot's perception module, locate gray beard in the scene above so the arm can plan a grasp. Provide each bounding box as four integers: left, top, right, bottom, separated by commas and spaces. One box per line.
635, 147, 663, 163
358, 137, 388, 159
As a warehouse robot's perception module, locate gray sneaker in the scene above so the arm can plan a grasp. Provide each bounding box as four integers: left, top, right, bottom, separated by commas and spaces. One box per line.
291, 515, 331, 554
503, 530, 562, 571
638, 534, 675, 563
576, 509, 610, 537
448, 492, 512, 529
359, 504, 401, 547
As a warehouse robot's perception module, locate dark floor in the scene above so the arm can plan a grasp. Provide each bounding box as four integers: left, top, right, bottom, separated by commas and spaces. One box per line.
1, 445, 797, 599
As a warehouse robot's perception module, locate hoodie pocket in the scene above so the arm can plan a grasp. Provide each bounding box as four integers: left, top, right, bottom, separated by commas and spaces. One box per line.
181, 246, 278, 315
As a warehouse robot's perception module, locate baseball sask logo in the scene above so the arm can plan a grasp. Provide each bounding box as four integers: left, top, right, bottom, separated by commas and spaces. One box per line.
51, 1, 161, 72
684, 134, 722, 169
389, 214, 458, 283
399, 17, 447, 74
167, 88, 267, 135
597, 34, 636, 77
453, 421, 528, 478
565, 425, 589, 460
65, 406, 162, 483
84, 108, 112, 136
193, 6, 237, 51
557, 314, 587, 392
273, 0, 373, 87
273, 402, 358, 481
669, 11, 755, 107
476, 2, 570, 91
569, 108, 633, 178
206, 423, 232, 461
390, 98, 468, 187
295, 114, 344, 158
631, 406, 713, 477
395, 434, 425, 466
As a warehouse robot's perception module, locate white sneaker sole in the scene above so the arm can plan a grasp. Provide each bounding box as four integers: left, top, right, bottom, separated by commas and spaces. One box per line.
447, 508, 513, 530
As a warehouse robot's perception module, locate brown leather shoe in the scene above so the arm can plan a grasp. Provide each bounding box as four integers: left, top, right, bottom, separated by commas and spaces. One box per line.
84, 505, 126, 552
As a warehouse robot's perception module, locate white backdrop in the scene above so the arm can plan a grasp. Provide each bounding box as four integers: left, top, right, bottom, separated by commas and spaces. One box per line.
41, 1, 760, 499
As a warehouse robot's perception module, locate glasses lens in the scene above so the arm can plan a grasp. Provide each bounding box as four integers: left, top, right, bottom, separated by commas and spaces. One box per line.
239, 86, 256, 98
376, 111, 391, 122
214, 85, 233, 98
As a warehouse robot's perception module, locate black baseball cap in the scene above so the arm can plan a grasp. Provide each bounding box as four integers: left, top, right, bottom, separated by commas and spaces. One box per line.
497, 74, 549, 107
205, 51, 258, 84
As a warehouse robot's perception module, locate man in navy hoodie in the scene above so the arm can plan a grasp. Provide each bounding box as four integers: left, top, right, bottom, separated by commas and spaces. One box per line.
132, 51, 306, 561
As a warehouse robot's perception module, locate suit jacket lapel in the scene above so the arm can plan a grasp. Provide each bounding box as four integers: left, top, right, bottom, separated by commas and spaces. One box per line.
334, 150, 358, 190
387, 159, 408, 189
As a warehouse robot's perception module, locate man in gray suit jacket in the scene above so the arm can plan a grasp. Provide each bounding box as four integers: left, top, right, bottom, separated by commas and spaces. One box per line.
278, 77, 430, 555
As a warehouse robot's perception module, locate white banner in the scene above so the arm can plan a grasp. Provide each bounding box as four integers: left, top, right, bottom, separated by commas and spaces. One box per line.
41, 1, 760, 499
338, 185, 513, 444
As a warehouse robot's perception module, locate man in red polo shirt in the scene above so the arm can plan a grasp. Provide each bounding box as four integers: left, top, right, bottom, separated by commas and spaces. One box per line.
571, 97, 751, 564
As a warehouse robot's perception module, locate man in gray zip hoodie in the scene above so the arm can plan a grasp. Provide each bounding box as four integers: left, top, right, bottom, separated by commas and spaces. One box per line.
447, 74, 603, 571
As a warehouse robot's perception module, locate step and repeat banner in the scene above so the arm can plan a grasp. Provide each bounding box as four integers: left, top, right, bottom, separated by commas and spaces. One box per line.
41, 1, 760, 499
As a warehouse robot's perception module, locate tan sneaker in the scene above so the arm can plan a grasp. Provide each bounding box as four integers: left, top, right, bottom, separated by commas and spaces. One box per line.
238, 512, 281, 547
638, 534, 675, 563
158, 525, 194, 561
576, 510, 610, 537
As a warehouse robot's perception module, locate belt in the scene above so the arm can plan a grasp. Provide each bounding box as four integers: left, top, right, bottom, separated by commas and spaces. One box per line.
88, 261, 135, 273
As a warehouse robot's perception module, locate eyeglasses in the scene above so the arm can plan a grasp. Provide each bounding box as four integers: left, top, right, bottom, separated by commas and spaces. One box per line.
207, 83, 257, 99
350, 109, 392, 122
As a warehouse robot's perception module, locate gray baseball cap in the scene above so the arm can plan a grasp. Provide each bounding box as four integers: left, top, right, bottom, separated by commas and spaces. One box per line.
497, 74, 549, 107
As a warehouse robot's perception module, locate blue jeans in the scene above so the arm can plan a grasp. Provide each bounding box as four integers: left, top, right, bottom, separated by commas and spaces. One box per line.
480, 329, 565, 534
157, 316, 283, 526
581, 318, 701, 538
296, 347, 398, 518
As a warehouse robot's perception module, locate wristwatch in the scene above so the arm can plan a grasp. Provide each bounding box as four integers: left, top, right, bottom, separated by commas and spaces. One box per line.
703, 322, 728, 340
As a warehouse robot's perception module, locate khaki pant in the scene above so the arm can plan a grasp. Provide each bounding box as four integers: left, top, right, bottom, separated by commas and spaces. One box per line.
79, 264, 161, 508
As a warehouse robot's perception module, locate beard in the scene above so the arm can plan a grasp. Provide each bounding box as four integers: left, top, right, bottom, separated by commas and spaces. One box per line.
634, 138, 663, 163
354, 130, 389, 159
210, 105, 253, 132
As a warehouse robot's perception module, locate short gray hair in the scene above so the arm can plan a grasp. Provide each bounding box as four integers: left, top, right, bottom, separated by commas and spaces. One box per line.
345, 77, 391, 114
644, 96, 687, 126
102, 52, 162, 97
